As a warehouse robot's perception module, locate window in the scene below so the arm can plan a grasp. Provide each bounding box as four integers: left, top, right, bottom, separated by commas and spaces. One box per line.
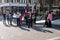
2, 0, 5, 3
25, 0, 27, 3
11, 0, 13, 2
23, 0, 27, 3
20, 0, 21, 3
29, 0, 31, 3
17, 0, 20, 3
21, 0, 23, 3
7, 0, 9, 3
31, 0, 36, 3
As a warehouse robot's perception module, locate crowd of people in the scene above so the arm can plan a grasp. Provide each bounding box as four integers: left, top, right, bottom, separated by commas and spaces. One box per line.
2, 10, 37, 28
2, 9, 53, 28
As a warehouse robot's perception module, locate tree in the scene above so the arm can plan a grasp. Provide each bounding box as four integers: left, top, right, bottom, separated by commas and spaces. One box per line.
40, 0, 43, 11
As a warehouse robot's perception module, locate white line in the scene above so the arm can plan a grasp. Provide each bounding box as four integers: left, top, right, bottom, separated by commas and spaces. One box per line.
46, 37, 60, 40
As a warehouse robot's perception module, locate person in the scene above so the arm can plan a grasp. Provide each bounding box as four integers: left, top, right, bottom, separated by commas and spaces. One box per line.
3, 11, 6, 25
16, 11, 21, 26
45, 11, 49, 20
19, 14, 22, 27
7, 12, 13, 25
25, 10, 29, 25
34, 10, 37, 24
45, 19, 51, 27
44, 11, 52, 27
28, 10, 33, 28
44, 11, 48, 27
47, 11, 53, 27
7, 12, 9, 24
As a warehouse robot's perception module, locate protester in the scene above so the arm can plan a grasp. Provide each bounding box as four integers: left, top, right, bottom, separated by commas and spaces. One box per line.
3, 11, 6, 25
28, 10, 33, 28
16, 11, 21, 26
44, 11, 53, 27
7, 12, 13, 25
25, 10, 29, 25
19, 14, 22, 27
47, 11, 53, 27
34, 10, 37, 24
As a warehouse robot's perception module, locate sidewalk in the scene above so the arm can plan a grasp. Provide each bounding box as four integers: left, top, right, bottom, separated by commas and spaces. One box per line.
0, 15, 60, 40
0, 20, 60, 40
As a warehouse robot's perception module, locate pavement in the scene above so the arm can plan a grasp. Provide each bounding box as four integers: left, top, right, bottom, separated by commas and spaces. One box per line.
0, 20, 60, 40
0, 15, 60, 40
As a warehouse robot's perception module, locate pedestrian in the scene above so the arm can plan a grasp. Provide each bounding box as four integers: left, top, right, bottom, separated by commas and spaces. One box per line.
7, 12, 13, 25
47, 11, 53, 27
44, 11, 48, 27
3, 11, 6, 25
34, 10, 37, 24
28, 10, 33, 28
16, 11, 21, 26
19, 14, 22, 27
7, 12, 9, 24
25, 10, 29, 25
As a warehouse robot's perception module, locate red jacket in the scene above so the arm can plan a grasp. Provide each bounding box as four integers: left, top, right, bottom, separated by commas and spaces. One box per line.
25, 12, 29, 17
20, 16, 22, 22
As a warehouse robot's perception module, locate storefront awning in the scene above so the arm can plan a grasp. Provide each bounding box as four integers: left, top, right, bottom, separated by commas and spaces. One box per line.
0, 3, 40, 7
0, 3, 27, 7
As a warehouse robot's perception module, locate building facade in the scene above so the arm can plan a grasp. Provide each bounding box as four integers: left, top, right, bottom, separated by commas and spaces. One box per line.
0, 0, 40, 14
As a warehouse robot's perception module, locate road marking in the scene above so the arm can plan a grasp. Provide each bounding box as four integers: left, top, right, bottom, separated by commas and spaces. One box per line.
46, 37, 60, 40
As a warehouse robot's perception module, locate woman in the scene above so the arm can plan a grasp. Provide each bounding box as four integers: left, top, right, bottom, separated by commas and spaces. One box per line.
25, 10, 29, 25
47, 12, 53, 27
19, 14, 22, 27
44, 11, 53, 28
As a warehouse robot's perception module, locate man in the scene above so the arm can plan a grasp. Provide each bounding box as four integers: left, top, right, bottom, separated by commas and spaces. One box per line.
34, 10, 37, 24
16, 11, 21, 26
28, 10, 33, 28
7, 12, 13, 25
25, 10, 29, 25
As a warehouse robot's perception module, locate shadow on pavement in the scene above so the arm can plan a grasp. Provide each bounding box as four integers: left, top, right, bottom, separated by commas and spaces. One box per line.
4, 24, 16, 27
32, 26, 53, 33
4, 24, 10, 27
19, 27, 30, 31
52, 25, 60, 30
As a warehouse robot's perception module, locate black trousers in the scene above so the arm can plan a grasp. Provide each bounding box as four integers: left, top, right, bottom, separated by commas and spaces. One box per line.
28, 19, 33, 28
45, 20, 52, 27
9, 18, 12, 25
19, 21, 22, 27
25, 17, 28, 25
17, 18, 20, 26
34, 18, 36, 24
